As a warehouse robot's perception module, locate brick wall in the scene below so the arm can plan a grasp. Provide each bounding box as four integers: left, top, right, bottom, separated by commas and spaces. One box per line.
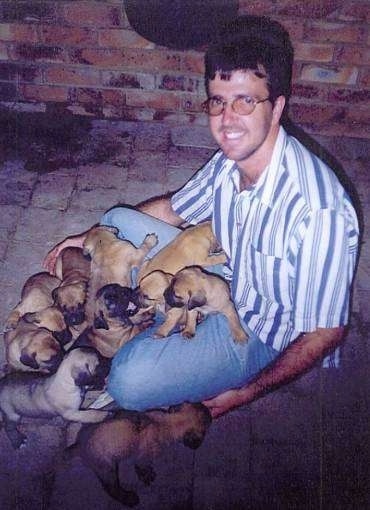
0, 0, 369, 139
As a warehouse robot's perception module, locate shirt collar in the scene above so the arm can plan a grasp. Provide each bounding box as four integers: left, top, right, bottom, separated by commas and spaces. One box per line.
228, 126, 288, 206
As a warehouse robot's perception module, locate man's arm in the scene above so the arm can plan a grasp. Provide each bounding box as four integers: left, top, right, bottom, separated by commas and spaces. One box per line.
137, 194, 185, 227
203, 326, 344, 418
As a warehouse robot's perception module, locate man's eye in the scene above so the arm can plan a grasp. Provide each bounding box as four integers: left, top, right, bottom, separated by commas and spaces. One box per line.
210, 97, 223, 106
240, 96, 253, 104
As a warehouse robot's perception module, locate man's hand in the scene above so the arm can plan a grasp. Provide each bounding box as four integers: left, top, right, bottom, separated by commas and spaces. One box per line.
203, 326, 345, 419
43, 232, 87, 274
203, 388, 246, 418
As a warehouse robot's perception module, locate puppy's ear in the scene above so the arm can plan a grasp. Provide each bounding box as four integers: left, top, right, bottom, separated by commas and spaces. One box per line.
23, 312, 40, 324
187, 291, 207, 310
51, 287, 60, 303
94, 312, 109, 330
20, 349, 39, 369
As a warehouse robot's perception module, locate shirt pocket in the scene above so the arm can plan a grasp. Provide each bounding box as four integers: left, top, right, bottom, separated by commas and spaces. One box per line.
246, 243, 288, 304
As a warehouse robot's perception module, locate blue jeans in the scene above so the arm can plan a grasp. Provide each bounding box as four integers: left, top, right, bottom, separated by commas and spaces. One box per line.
100, 206, 279, 411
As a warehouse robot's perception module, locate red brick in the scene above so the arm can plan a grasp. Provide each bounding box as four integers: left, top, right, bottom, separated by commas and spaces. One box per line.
1, 2, 57, 23
120, 48, 183, 73
291, 83, 328, 101
338, 1, 370, 22
335, 45, 370, 66
101, 88, 126, 107
19, 83, 68, 102
304, 21, 363, 44
300, 64, 359, 85
0, 62, 41, 83
275, 0, 343, 18
328, 87, 370, 105
61, 2, 123, 28
181, 94, 206, 113
290, 103, 346, 127
69, 48, 123, 67
0, 23, 38, 43
126, 90, 180, 110
45, 66, 100, 87
101, 70, 155, 90
294, 42, 334, 63
11, 43, 67, 63
99, 29, 154, 49
238, 0, 275, 15
39, 25, 98, 47
359, 69, 370, 88
182, 52, 205, 74
158, 74, 200, 93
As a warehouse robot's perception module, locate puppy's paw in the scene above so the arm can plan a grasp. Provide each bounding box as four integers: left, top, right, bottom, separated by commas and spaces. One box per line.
181, 329, 195, 339
144, 233, 158, 249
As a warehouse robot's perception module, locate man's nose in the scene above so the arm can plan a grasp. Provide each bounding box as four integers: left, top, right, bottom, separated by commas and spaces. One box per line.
221, 102, 238, 125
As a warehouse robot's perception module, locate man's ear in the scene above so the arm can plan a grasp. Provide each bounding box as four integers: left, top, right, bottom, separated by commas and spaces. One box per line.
272, 95, 286, 125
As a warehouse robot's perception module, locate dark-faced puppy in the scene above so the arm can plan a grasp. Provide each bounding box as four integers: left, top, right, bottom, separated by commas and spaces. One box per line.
4, 318, 64, 373
82, 226, 158, 323
73, 284, 154, 358
53, 247, 91, 328
0, 347, 111, 449
156, 265, 248, 342
67, 402, 212, 507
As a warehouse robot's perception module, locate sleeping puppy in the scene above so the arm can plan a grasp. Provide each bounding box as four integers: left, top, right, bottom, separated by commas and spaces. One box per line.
156, 265, 248, 343
83, 226, 158, 323
5, 271, 62, 330
4, 318, 64, 373
53, 246, 91, 329
137, 221, 227, 282
0, 347, 111, 449
73, 284, 155, 358
67, 402, 212, 507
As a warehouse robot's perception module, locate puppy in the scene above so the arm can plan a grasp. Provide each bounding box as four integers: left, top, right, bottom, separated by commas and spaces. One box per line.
73, 284, 155, 358
67, 402, 212, 507
5, 271, 62, 330
82, 226, 158, 323
137, 221, 226, 282
0, 347, 111, 449
4, 318, 64, 373
157, 265, 248, 343
134, 270, 173, 315
53, 246, 91, 328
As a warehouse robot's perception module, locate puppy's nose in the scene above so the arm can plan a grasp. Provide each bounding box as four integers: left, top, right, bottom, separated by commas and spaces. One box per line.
66, 310, 85, 326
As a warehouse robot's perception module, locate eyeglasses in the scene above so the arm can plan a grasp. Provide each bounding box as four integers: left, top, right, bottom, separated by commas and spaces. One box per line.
202, 95, 270, 116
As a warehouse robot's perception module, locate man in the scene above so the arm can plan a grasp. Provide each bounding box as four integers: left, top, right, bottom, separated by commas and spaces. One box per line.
44, 17, 359, 417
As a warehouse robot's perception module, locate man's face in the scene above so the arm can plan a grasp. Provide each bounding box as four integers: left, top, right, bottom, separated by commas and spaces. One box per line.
207, 69, 282, 172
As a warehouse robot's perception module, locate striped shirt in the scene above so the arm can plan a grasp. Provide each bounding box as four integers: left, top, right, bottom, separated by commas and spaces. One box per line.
171, 127, 359, 365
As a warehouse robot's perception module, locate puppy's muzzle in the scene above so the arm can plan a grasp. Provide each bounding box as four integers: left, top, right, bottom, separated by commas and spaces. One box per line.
53, 327, 73, 346
163, 285, 183, 308
63, 304, 86, 326
44, 350, 64, 373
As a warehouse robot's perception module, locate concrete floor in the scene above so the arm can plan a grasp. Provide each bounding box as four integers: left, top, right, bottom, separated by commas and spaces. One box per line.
0, 118, 368, 509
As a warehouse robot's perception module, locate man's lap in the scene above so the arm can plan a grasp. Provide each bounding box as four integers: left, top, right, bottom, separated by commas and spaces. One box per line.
101, 205, 279, 410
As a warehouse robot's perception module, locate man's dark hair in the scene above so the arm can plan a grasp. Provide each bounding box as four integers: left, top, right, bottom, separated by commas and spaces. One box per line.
204, 16, 294, 107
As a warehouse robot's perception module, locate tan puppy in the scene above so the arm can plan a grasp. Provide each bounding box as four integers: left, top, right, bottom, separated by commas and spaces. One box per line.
74, 284, 154, 358
5, 272, 62, 330
53, 246, 91, 329
82, 226, 158, 323
67, 403, 212, 507
137, 221, 227, 282
157, 265, 248, 343
0, 347, 111, 449
4, 318, 64, 373
134, 270, 173, 315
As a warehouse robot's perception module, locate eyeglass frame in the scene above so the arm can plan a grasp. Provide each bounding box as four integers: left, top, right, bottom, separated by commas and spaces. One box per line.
202, 94, 271, 116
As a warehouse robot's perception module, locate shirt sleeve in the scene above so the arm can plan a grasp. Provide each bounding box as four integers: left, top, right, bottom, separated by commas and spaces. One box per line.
171, 151, 223, 224
293, 207, 358, 331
